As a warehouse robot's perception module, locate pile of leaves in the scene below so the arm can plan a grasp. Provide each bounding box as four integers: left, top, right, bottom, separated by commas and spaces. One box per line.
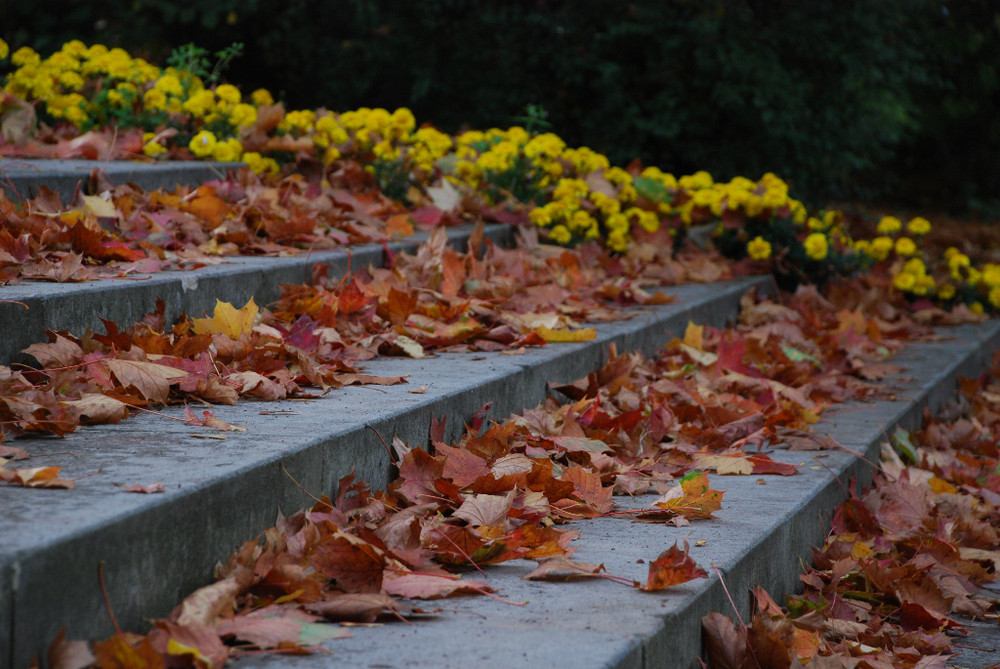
702, 361, 1000, 666
0, 164, 465, 283
33, 275, 980, 667
0, 226, 724, 452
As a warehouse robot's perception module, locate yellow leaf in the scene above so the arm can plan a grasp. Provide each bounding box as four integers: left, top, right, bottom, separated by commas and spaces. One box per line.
83, 194, 118, 219
192, 298, 258, 339
850, 541, 873, 561
535, 326, 597, 342
683, 321, 704, 349
928, 476, 957, 495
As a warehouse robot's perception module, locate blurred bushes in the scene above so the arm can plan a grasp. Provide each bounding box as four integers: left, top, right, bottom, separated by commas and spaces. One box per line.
3, 0, 996, 212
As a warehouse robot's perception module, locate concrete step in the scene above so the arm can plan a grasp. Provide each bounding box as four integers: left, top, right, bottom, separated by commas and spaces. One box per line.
2, 274, 774, 669
0, 222, 513, 367
0, 159, 244, 204
219, 319, 1000, 669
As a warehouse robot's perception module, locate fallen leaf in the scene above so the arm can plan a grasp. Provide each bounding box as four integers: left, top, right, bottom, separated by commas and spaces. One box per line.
534, 326, 597, 343
640, 540, 707, 591
120, 482, 166, 494
192, 298, 258, 339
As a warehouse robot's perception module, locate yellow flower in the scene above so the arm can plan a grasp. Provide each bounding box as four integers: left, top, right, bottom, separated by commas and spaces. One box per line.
230, 103, 258, 129
870, 236, 894, 261
876, 216, 902, 235
12, 46, 40, 67
747, 236, 772, 261
893, 272, 916, 291
142, 134, 167, 157
894, 237, 917, 257
182, 89, 216, 118
983, 264, 1000, 289
937, 284, 956, 300
214, 84, 241, 106
803, 233, 828, 261
189, 130, 218, 158
548, 224, 572, 245
251, 88, 274, 106
212, 137, 243, 162
990, 287, 1000, 309
906, 216, 931, 236
529, 206, 553, 228
0, 39, 11, 60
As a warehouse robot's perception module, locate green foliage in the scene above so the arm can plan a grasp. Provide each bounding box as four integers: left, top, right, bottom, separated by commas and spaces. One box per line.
167, 42, 243, 85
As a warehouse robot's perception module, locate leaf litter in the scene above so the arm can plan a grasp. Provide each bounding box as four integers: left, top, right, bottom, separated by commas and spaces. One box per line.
28, 252, 989, 666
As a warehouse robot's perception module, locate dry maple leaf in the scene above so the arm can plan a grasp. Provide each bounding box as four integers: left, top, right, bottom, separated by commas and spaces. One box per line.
642, 471, 724, 521
523, 556, 608, 581
381, 571, 494, 599
105, 358, 189, 404
640, 540, 707, 591
0, 465, 75, 489
191, 298, 259, 339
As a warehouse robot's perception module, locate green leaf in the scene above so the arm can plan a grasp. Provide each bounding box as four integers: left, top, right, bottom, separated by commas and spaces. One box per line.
780, 344, 822, 369
633, 176, 672, 204
892, 427, 918, 465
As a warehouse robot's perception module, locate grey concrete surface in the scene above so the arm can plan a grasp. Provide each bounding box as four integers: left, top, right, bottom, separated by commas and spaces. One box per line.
0, 223, 512, 366
227, 319, 1000, 669
0, 276, 768, 669
0, 159, 244, 203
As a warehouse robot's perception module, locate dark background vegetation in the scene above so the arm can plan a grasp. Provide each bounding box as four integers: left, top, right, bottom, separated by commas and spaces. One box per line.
3, 0, 998, 214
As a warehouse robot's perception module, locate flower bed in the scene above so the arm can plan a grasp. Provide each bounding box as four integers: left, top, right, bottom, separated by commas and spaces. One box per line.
3, 40, 1000, 317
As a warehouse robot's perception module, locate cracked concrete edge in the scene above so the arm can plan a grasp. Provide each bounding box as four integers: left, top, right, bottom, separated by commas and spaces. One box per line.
0, 222, 513, 366
0, 159, 245, 203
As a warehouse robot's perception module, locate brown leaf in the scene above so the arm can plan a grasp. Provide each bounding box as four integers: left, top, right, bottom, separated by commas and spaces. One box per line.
701, 611, 749, 669
120, 482, 166, 494
91, 634, 164, 669
47, 628, 96, 669
310, 532, 385, 593
306, 593, 414, 623
0, 465, 75, 489
381, 571, 493, 599
523, 556, 608, 581
640, 540, 707, 591
215, 605, 350, 648
105, 358, 189, 404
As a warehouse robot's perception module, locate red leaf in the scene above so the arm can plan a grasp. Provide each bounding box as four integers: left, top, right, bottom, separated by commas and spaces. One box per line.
640, 540, 707, 591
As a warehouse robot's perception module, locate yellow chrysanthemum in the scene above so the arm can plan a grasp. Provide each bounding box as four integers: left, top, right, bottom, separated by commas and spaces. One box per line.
189, 130, 218, 158
869, 237, 894, 261
876, 216, 902, 235
548, 224, 572, 245
906, 216, 931, 236
747, 236, 772, 261
894, 237, 917, 257
893, 272, 916, 291
803, 233, 828, 261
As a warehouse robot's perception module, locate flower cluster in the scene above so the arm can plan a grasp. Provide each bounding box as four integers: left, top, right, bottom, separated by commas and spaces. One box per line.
4, 38, 1000, 316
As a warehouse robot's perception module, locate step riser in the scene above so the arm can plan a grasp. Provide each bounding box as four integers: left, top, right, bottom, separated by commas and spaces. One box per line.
1, 160, 244, 204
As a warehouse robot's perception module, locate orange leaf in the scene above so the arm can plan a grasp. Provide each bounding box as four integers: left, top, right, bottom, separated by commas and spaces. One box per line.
0, 465, 75, 489
651, 471, 724, 519
640, 540, 707, 591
